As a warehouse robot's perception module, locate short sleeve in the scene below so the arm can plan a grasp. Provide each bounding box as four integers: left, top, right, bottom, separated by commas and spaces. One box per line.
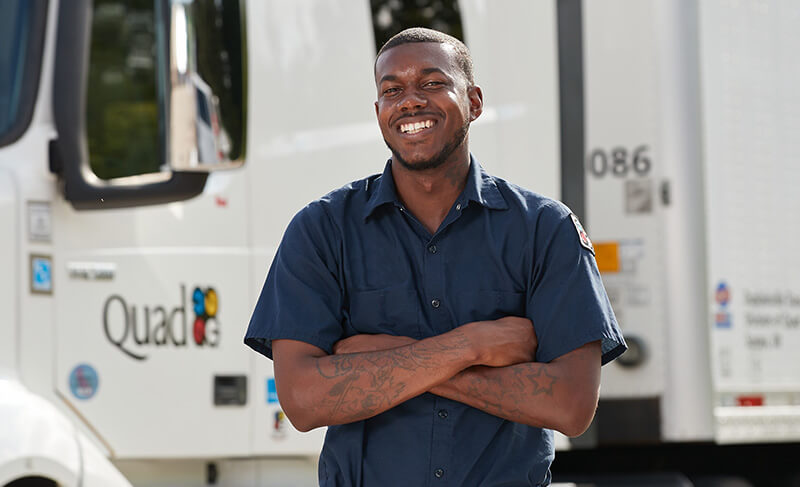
526, 205, 626, 365
244, 203, 344, 359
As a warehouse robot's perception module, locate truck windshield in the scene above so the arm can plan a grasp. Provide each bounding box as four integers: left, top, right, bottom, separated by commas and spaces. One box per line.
0, 1, 33, 139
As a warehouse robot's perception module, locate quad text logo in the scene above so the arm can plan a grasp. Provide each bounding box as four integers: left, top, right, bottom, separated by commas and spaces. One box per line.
103, 285, 220, 361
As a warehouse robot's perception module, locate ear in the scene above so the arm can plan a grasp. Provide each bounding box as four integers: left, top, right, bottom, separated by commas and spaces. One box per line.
375, 100, 380, 118
468, 85, 483, 121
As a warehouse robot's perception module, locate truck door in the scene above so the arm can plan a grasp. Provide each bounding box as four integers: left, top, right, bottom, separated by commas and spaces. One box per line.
52, 0, 253, 458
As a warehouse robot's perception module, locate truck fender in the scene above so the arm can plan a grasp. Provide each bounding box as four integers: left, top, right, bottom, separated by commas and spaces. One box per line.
0, 377, 131, 487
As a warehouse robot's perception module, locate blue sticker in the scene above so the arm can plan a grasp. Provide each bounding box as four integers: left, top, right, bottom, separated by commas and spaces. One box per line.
31, 256, 52, 293
69, 364, 99, 400
267, 378, 279, 404
715, 312, 731, 329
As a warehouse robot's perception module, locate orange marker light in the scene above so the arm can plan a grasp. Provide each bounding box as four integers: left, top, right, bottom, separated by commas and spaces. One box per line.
594, 242, 620, 273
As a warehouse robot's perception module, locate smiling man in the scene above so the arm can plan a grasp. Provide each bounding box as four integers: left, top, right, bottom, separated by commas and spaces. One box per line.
245, 28, 626, 486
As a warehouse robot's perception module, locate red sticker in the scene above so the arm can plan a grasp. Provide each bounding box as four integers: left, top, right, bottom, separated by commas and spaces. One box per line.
570, 214, 594, 254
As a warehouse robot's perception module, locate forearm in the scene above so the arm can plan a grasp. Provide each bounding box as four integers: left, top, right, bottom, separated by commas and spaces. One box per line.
278, 329, 478, 431
430, 344, 600, 436
431, 363, 570, 431
333, 334, 571, 430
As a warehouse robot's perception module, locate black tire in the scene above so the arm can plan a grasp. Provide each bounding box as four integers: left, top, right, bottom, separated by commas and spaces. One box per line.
4, 477, 58, 487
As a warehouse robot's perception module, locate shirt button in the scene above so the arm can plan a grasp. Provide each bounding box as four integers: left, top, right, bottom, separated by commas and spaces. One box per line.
455, 203, 462, 211
434, 468, 444, 478
438, 409, 448, 419
431, 299, 441, 309
428, 244, 437, 254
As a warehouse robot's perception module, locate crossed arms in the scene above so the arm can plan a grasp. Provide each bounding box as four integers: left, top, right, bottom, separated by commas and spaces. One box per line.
272, 317, 600, 437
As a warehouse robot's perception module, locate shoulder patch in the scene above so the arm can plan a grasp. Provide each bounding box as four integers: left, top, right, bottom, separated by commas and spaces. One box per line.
570, 214, 594, 254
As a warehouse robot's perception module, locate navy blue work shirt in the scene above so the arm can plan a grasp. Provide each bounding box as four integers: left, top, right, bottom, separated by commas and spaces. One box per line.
245, 157, 626, 487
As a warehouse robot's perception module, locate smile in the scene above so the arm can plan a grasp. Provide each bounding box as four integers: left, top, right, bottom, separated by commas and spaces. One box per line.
399, 119, 436, 134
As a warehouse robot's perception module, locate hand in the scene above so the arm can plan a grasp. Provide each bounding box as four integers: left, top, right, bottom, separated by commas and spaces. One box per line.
462, 316, 537, 367
333, 334, 418, 355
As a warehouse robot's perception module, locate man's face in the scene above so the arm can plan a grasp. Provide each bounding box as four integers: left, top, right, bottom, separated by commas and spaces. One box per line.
374, 42, 482, 171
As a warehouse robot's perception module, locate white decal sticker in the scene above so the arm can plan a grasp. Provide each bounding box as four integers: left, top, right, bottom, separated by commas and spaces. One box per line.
625, 179, 654, 214
27, 201, 52, 242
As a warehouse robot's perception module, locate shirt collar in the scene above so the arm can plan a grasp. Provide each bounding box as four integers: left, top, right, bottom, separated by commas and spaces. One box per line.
363, 155, 508, 221
363, 159, 401, 220
462, 154, 508, 211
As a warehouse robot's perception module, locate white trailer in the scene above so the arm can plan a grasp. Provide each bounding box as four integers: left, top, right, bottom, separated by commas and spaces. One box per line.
1, 0, 798, 486
557, 0, 800, 485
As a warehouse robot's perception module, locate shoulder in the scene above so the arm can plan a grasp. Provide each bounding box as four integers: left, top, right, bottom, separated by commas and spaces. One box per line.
484, 174, 585, 255
492, 176, 572, 227
278, 174, 380, 264
291, 173, 380, 229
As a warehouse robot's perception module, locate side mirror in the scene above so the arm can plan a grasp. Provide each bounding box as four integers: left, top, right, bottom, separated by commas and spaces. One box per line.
52, 0, 246, 210
168, 0, 246, 171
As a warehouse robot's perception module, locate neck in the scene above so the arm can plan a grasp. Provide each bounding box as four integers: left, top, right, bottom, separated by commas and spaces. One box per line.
391, 151, 471, 235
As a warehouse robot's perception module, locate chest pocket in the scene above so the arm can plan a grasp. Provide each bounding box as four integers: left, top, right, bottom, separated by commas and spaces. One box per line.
452, 291, 526, 325
348, 288, 421, 337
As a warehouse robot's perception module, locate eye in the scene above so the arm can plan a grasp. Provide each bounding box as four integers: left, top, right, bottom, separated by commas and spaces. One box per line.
424, 81, 444, 88
382, 87, 400, 96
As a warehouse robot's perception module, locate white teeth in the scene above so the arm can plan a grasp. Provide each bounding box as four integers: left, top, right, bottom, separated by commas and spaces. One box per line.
400, 119, 435, 134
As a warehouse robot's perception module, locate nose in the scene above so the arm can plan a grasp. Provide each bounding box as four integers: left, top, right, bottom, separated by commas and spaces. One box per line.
398, 88, 427, 111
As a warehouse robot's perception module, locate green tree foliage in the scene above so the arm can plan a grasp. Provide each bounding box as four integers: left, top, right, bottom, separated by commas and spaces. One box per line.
87, 0, 160, 180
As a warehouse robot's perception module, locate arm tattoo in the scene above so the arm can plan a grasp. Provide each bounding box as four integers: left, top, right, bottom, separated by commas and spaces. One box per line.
316, 354, 354, 378
312, 331, 472, 424
454, 363, 560, 419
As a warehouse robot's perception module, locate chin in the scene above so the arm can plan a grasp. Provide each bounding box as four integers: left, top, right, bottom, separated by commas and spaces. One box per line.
385, 124, 468, 173
393, 151, 446, 172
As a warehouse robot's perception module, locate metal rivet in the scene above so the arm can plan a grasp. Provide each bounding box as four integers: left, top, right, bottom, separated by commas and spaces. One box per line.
431, 299, 441, 309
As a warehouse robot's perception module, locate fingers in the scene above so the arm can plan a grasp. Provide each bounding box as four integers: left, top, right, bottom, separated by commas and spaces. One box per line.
463, 316, 539, 367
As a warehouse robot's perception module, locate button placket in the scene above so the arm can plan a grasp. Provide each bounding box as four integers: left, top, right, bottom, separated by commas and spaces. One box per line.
422, 233, 449, 335
430, 397, 454, 484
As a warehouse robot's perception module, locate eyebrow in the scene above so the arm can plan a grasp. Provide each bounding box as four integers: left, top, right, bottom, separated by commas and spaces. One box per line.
421, 67, 447, 76
378, 67, 449, 85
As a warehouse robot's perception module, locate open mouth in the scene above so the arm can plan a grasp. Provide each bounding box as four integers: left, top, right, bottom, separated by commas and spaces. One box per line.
399, 119, 437, 135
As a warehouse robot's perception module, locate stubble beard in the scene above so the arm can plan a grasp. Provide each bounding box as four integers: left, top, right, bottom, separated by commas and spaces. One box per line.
385, 121, 470, 172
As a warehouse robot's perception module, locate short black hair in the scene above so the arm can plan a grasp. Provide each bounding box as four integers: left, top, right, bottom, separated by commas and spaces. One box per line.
376, 27, 474, 85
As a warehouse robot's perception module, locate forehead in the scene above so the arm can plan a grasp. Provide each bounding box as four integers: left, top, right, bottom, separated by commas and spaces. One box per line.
375, 42, 459, 82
